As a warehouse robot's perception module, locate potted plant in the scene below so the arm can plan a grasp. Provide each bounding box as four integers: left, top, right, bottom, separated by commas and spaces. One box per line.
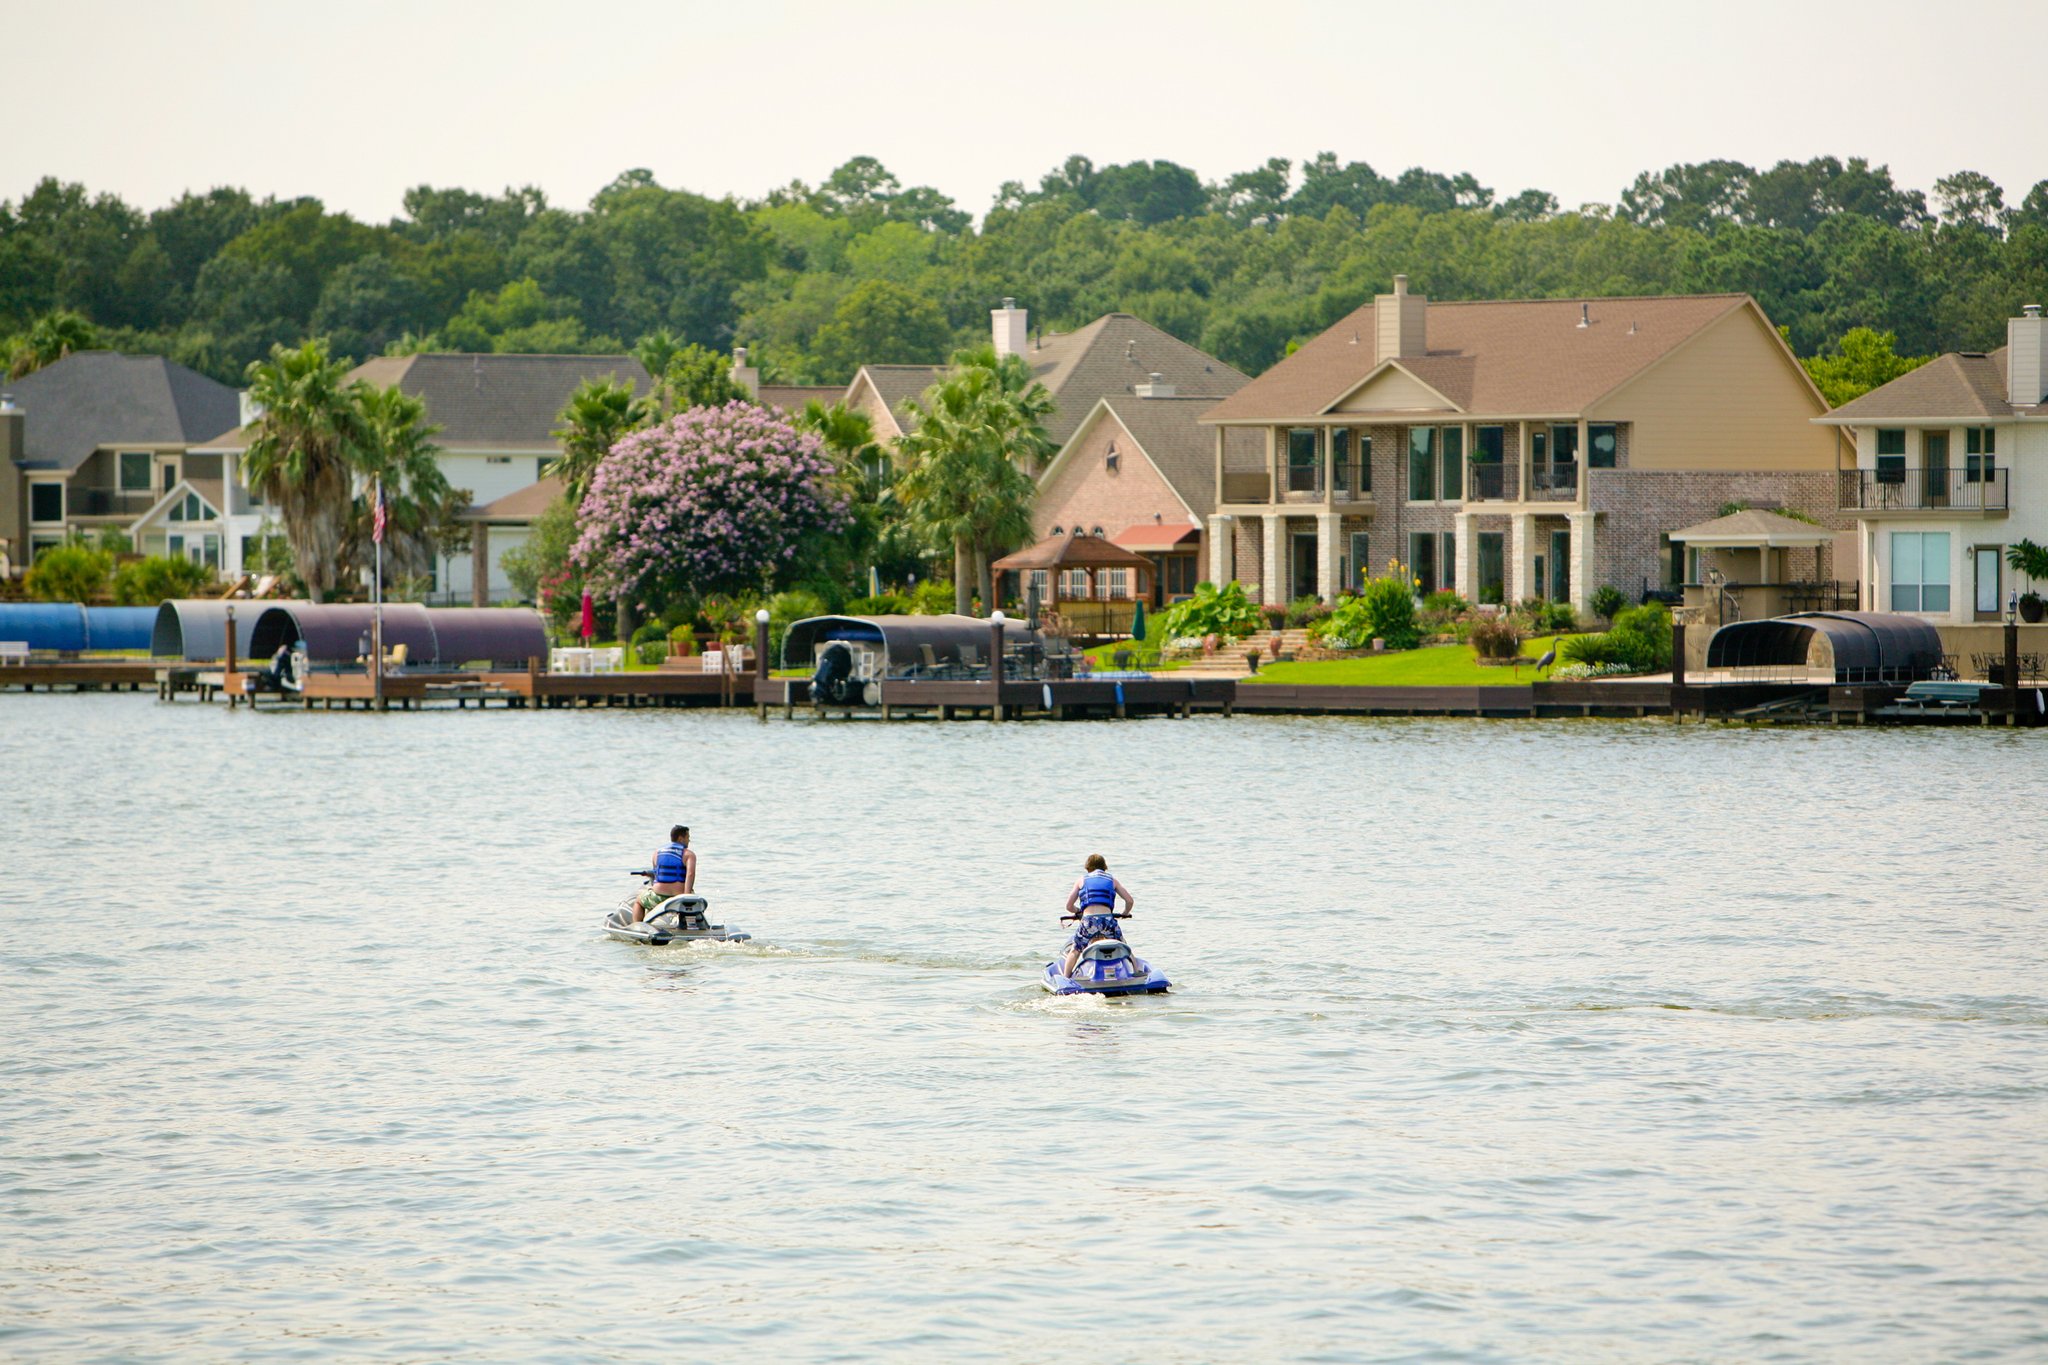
2008, 540, 2048, 621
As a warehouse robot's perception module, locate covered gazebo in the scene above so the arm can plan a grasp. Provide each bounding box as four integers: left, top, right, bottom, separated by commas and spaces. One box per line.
1670, 509, 1842, 624
993, 532, 1155, 639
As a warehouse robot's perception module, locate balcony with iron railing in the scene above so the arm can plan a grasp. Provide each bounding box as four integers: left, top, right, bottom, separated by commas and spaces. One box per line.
1458, 460, 1580, 504
1531, 461, 1578, 500
1840, 467, 2009, 514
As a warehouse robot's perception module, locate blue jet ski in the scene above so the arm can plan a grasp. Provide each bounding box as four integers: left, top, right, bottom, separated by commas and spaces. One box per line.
1043, 913, 1169, 996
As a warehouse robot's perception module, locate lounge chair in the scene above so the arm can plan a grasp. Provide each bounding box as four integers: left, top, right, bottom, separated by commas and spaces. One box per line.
216, 574, 251, 599
249, 574, 279, 600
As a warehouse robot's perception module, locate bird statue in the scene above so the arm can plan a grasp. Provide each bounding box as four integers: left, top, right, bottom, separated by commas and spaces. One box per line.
1534, 636, 1560, 677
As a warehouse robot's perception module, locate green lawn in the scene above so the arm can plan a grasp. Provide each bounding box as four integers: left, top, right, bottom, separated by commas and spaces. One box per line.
1244, 635, 1585, 687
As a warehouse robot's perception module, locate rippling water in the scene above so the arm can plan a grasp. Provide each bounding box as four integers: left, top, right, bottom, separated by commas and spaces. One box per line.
3, 697, 2046, 1361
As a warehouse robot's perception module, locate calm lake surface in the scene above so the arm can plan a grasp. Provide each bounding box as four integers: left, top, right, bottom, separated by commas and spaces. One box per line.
3, 698, 2045, 1362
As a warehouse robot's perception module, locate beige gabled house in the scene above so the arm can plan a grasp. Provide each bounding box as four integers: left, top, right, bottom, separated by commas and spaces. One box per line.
1198, 277, 1848, 613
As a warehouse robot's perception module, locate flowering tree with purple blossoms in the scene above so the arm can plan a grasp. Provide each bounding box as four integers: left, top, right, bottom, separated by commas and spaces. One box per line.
571, 400, 849, 603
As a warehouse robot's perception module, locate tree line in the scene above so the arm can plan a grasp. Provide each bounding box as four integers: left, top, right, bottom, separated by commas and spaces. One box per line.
4, 153, 2045, 392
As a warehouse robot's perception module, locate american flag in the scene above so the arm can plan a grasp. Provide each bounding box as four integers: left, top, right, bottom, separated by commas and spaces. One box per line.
372, 480, 387, 545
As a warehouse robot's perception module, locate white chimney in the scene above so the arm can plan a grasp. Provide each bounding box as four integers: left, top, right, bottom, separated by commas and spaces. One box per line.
238, 391, 264, 427
1134, 372, 1175, 399
992, 297, 1028, 359
730, 345, 760, 398
2011, 304, 2048, 407
1375, 273, 1427, 364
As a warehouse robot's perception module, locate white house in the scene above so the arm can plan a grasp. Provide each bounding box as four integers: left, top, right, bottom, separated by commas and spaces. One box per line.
1817, 304, 2048, 623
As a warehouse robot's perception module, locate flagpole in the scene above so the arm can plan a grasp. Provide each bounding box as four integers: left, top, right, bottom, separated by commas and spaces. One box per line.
372, 475, 384, 713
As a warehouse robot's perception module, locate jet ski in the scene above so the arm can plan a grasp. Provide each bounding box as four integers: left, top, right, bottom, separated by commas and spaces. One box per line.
604, 872, 750, 945
1043, 913, 1169, 996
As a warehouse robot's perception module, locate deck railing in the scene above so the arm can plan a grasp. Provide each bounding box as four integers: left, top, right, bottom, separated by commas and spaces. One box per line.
1840, 467, 2009, 512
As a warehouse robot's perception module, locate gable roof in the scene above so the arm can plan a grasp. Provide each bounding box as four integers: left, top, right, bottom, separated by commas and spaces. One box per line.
1020, 313, 1250, 444
6, 352, 242, 471
463, 475, 564, 522
851, 365, 948, 433
1202, 293, 1755, 423
129, 477, 226, 530
1817, 348, 2022, 424
344, 353, 652, 449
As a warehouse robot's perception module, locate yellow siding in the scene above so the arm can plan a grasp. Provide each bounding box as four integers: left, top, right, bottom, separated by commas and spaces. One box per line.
1331, 365, 1456, 414
1589, 306, 1841, 471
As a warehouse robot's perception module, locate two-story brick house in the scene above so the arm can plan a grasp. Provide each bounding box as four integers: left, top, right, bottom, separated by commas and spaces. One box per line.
1196, 277, 1847, 614
1814, 304, 2048, 623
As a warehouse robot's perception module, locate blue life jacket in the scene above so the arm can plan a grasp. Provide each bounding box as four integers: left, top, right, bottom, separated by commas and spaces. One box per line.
1078, 870, 1117, 910
653, 841, 690, 883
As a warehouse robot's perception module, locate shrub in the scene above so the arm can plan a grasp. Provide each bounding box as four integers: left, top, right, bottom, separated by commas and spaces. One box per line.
111, 555, 214, 605
1609, 601, 1673, 670
909, 580, 954, 615
1313, 561, 1420, 650
1156, 580, 1262, 643
1591, 585, 1627, 621
847, 594, 913, 616
1285, 594, 1330, 628
1467, 615, 1525, 661
1540, 601, 1579, 632
1423, 590, 1470, 615
23, 544, 112, 602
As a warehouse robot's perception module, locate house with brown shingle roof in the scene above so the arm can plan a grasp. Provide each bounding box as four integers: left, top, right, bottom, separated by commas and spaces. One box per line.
1199, 276, 1847, 614
1813, 304, 2048, 624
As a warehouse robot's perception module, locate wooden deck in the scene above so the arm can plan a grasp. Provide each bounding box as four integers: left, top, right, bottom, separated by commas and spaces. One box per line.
0, 660, 160, 692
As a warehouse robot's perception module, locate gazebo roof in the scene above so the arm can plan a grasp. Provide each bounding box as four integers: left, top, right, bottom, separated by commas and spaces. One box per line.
1668, 508, 1834, 548
992, 532, 1155, 573
1113, 520, 1201, 552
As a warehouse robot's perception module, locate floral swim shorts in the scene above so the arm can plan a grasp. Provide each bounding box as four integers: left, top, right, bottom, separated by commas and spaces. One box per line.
1070, 913, 1124, 953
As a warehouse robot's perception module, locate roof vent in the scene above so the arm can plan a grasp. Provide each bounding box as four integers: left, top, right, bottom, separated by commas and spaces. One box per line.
1577, 303, 1591, 330
2025, 304, 2043, 318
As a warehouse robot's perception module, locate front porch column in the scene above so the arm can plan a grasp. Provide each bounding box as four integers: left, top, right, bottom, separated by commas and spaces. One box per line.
1566, 510, 1597, 617
470, 523, 490, 607
1315, 512, 1340, 602
1208, 514, 1234, 586
1453, 512, 1476, 601
1508, 512, 1536, 603
1260, 513, 1283, 605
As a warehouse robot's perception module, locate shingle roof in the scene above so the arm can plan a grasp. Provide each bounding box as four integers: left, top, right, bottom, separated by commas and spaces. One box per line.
1091, 395, 1239, 513
1022, 314, 1251, 444
1201, 293, 1755, 423
1821, 349, 2017, 422
1667, 508, 1834, 546
345, 353, 652, 449
756, 384, 845, 413
464, 475, 564, 522
992, 531, 1154, 572
856, 365, 948, 432
6, 352, 242, 471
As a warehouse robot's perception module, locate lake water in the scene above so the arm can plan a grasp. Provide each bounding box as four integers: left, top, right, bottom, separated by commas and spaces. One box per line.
3, 698, 2046, 1362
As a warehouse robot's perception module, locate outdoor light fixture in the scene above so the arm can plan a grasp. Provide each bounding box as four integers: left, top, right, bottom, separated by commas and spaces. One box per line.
755, 608, 770, 624
2007, 589, 2019, 624
991, 610, 1006, 624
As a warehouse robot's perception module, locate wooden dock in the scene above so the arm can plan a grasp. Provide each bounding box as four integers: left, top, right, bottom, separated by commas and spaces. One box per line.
163, 666, 761, 711
757, 674, 1234, 720
0, 660, 159, 693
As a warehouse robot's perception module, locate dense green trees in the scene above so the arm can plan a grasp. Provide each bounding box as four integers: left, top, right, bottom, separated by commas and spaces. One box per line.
3, 154, 2044, 396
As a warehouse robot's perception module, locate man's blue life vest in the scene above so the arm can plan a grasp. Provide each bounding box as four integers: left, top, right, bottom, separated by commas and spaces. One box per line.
653, 841, 690, 883
1079, 870, 1117, 909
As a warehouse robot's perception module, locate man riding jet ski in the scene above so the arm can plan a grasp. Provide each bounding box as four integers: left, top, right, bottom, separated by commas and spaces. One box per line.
1042, 854, 1168, 995
603, 824, 749, 944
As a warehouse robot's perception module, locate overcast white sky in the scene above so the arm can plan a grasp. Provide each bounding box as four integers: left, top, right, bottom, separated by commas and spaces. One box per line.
5, 0, 2044, 221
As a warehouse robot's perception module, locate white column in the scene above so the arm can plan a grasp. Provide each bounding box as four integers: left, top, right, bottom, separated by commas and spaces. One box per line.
1508, 513, 1535, 603
1207, 514, 1234, 586
1453, 512, 1476, 601
1260, 513, 1283, 605
1316, 512, 1341, 602
1567, 510, 1597, 616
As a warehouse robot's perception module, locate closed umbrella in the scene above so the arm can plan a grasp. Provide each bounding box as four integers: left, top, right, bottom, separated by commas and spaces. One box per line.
579, 590, 595, 641
1129, 599, 1146, 646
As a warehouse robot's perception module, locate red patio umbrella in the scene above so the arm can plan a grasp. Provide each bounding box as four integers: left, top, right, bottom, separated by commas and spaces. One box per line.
579, 590, 595, 641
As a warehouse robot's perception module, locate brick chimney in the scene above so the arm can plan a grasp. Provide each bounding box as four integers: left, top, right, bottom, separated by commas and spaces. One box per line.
992, 297, 1027, 359
1375, 274, 1427, 364
2011, 303, 2048, 407
730, 345, 760, 398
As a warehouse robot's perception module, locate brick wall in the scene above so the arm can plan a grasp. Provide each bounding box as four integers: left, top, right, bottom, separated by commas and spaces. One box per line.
1587, 469, 1843, 601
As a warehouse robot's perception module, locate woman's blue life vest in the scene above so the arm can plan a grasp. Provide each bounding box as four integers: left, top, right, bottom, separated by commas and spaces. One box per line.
1078, 870, 1117, 910
653, 841, 690, 884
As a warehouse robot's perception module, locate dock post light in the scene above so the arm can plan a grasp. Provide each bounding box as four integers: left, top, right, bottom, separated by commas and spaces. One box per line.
753, 608, 771, 686
988, 611, 1006, 720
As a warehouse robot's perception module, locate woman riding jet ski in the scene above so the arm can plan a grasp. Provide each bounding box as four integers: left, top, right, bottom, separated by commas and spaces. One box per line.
1042, 854, 1168, 996
603, 825, 749, 944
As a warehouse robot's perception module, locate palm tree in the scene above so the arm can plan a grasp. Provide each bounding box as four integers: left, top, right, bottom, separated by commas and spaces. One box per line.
549, 376, 650, 504
350, 383, 453, 587
896, 356, 1049, 614
7, 310, 99, 379
241, 341, 368, 602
